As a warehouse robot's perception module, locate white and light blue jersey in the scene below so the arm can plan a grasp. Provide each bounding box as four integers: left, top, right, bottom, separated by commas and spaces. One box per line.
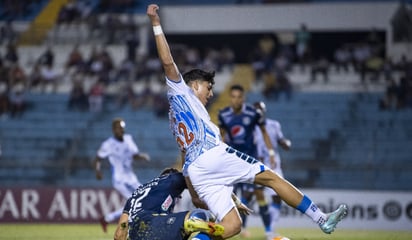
166, 75, 221, 176
97, 134, 140, 185
255, 118, 284, 165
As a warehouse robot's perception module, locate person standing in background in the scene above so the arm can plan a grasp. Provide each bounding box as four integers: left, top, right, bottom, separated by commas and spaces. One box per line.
254, 101, 292, 238
218, 84, 275, 239
94, 118, 150, 233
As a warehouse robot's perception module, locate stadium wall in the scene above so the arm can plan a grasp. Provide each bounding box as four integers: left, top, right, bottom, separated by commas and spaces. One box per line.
0, 187, 411, 231
156, 2, 407, 60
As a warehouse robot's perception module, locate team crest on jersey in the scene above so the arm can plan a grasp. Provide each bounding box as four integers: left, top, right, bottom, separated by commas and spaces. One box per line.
242, 116, 251, 125
161, 194, 173, 211
167, 217, 176, 225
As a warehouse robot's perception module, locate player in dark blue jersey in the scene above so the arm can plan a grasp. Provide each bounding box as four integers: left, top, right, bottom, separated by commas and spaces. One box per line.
113, 168, 224, 240
218, 84, 276, 239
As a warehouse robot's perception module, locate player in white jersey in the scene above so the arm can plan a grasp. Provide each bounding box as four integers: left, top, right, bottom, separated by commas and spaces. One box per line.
254, 101, 292, 238
147, 4, 347, 239
94, 118, 150, 233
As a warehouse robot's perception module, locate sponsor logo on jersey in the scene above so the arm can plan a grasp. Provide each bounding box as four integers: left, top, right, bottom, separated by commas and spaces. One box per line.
231, 125, 245, 138
161, 194, 173, 211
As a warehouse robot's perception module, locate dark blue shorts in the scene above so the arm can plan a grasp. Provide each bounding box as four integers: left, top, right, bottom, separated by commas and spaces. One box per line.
129, 211, 189, 240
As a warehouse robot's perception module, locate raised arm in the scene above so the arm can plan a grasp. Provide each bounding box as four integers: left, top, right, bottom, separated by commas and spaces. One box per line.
146, 4, 179, 82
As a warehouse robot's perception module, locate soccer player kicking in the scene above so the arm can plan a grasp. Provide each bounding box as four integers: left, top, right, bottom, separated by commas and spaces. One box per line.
113, 168, 227, 240
147, 4, 347, 239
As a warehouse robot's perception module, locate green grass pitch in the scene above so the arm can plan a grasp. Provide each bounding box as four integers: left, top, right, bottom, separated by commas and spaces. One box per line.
1, 224, 411, 240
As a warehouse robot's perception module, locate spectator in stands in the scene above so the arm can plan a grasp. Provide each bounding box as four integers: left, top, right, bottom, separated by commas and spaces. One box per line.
185, 47, 201, 70
103, 14, 121, 44
124, 24, 140, 63
0, 87, 10, 120
382, 57, 395, 83
115, 58, 134, 82
28, 62, 42, 91
295, 23, 311, 71
9, 86, 25, 118
87, 14, 103, 40
8, 63, 27, 90
56, 0, 82, 26
333, 45, 351, 73
397, 75, 412, 109
219, 46, 235, 72
38, 47, 55, 67
153, 90, 169, 118
396, 55, 412, 78
4, 43, 18, 66
273, 69, 292, 101
139, 54, 162, 83
0, 20, 16, 45
361, 53, 384, 83
310, 55, 330, 83
68, 81, 88, 111
88, 79, 105, 112
379, 77, 399, 111
115, 83, 139, 110
40, 62, 59, 93
0, 60, 10, 91
353, 42, 371, 76
202, 47, 220, 72
65, 44, 85, 74
274, 52, 292, 73
90, 47, 114, 83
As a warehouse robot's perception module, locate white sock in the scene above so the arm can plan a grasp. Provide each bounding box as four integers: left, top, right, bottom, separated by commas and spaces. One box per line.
304, 202, 327, 225
297, 195, 327, 225
269, 204, 281, 232
105, 208, 123, 222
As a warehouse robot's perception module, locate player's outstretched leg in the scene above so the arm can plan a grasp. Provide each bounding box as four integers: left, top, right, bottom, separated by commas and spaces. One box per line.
319, 204, 348, 234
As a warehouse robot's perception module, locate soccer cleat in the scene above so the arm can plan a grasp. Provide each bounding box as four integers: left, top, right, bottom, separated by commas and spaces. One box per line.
319, 204, 348, 234
184, 218, 224, 236
99, 216, 108, 233
272, 236, 290, 240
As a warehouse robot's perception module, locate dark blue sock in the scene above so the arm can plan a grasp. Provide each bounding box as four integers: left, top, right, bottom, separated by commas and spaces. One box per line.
259, 204, 272, 232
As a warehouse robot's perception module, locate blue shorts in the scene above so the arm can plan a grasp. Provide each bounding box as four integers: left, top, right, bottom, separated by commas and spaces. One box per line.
129, 211, 189, 240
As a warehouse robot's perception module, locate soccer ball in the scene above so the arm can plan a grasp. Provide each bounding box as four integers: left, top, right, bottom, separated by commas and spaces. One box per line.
272, 236, 290, 240
188, 209, 216, 222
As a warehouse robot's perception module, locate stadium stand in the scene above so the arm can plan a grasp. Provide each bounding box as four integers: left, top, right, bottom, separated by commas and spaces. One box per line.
0, 0, 411, 191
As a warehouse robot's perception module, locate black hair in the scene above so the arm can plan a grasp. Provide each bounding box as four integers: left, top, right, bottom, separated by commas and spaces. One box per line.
182, 69, 215, 85
160, 167, 180, 176
230, 84, 244, 92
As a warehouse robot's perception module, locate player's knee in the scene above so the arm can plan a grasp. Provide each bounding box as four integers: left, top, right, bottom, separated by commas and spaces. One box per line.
255, 170, 278, 187
220, 209, 242, 237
